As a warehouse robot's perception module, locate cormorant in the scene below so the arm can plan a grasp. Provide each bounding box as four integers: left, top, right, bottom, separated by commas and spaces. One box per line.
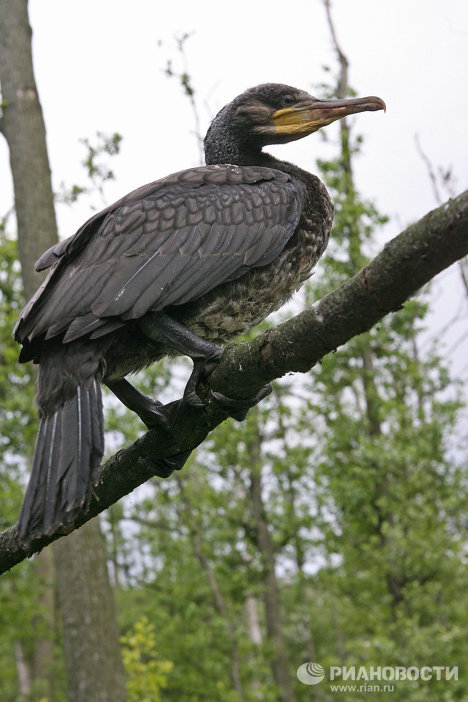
15, 83, 385, 546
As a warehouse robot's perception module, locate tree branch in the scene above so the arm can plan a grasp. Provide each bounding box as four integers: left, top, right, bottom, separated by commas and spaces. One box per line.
1, 190, 467, 574
323, 0, 349, 100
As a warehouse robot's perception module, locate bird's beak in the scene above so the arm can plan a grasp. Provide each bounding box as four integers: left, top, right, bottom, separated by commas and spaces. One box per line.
272, 95, 386, 137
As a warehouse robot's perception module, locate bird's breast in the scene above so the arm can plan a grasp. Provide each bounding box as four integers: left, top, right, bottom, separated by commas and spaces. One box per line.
175, 215, 331, 345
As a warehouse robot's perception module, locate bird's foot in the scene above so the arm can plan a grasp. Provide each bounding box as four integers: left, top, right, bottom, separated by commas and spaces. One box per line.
183, 352, 224, 408
106, 379, 192, 476
139, 311, 272, 421
154, 447, 192, 477
141, 399, 194, 477
183, 357, 272, 421
136, 398, 173, 432
211, 383, 273, 421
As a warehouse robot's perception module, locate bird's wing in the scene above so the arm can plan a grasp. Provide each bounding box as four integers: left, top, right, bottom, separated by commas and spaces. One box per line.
15, 164, 303, 352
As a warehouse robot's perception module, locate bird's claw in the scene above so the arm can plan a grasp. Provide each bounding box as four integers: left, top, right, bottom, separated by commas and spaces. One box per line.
211, 383, 273, 421
183, 352, 272, 420
137, 399, 173, 433
183, 353, 223, 408
154, 449, 192, 478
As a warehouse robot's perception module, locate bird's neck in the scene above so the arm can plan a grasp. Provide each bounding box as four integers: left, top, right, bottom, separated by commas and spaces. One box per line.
205, 139, 310, 182
204, 118, 281, 168
204, 123, 323, 195
204, 131, 258, 166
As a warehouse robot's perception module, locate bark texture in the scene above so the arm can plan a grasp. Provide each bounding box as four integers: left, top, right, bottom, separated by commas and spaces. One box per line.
0, 0, 58, 299
31, 547, 56, 701
54, 520, 127, 702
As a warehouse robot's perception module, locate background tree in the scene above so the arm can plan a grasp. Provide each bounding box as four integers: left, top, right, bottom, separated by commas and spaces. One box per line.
0, 1, 126, 700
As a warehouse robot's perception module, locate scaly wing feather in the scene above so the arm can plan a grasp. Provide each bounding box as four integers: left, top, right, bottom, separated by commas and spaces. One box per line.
15, 165, 303, 357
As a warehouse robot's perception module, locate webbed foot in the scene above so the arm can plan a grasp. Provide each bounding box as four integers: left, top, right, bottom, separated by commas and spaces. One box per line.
183, 358, 272, 421
211, 383, 273, 421
154, 448, 192, 477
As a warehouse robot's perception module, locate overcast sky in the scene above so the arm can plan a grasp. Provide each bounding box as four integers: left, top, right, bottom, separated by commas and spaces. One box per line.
1, 0, 468, 381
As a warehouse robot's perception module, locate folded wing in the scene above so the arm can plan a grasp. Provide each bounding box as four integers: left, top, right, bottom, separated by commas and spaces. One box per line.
15, 164, 303, 359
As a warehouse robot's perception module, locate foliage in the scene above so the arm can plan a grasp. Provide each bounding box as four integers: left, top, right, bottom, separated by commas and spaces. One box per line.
120, 616, 173, 702
0, 220, 36, 473
57, 130, 123, 205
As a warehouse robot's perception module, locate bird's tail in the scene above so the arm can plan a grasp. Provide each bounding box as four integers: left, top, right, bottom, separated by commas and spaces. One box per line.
17, 379, 103, 546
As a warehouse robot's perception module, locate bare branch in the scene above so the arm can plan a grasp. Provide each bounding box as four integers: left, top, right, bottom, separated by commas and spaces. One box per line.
414, 134, 468, 299
1, 190, 468, 574
414, 134, 443, 205
459, 258, 468, 297
323, 0, 349, 99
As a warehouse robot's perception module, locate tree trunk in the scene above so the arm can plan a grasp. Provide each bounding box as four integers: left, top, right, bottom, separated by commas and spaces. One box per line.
175, 475, 245, 699
0, 0, 58, 297
361, 347, 382, 437
248, 411, 295, 702
31, 547, 57, 701
54, 520, 127, 702
325, 0, 384, 441
14, 640, 31, 698
245, 595, 263, 646
0, 2, 126, 700
276, 396, 317, 667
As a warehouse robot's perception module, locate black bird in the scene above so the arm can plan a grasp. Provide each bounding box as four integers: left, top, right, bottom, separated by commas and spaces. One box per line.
15, 83, 385, 545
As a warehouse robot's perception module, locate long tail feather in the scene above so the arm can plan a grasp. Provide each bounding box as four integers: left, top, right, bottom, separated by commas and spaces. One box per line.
18, 379, 103, 546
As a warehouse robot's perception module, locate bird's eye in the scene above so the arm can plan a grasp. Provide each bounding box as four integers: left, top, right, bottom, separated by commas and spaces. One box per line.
282, 94, 295, 107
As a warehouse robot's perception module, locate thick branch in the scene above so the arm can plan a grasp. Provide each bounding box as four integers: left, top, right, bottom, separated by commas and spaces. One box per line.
1, 190, 467, 574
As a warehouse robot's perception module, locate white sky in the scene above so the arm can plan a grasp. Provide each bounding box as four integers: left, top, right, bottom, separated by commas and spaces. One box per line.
1, 0, 468, 381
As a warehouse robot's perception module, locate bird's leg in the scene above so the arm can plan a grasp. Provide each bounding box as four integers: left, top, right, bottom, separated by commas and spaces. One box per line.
139, 312, 223, 407
105, 378, 191, 476
139, 311, 223, 363
105, 377, 172, 430
139, 311, 272, 420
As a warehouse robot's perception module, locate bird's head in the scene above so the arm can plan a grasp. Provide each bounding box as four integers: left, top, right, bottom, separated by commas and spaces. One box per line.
204, 83, 385, 164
